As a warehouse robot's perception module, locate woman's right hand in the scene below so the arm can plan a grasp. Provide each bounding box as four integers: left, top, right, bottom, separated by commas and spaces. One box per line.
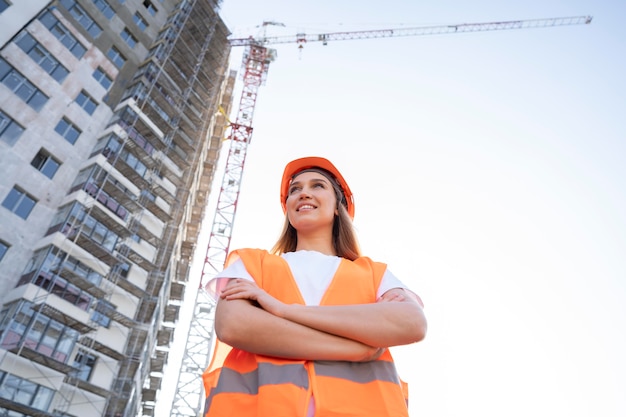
221, 279, 286, 317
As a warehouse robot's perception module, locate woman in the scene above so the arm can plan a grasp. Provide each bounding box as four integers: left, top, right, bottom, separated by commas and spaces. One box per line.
203, 156, 427, 416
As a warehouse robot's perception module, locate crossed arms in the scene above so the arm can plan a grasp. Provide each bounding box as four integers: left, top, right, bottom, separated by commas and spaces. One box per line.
214, 279, 427, 362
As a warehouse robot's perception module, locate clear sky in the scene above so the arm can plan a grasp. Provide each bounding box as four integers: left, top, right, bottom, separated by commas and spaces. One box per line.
158, 1, 626, 416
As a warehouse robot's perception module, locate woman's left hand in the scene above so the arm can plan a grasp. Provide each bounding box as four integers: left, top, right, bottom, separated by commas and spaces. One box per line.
221, 279, 286, 317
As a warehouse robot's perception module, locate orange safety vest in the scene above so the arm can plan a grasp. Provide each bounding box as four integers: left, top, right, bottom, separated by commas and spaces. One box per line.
203, 249, 409, 417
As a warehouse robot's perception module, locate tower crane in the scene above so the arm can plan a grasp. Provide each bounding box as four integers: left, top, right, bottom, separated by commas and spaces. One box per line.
167, 15, 591, 417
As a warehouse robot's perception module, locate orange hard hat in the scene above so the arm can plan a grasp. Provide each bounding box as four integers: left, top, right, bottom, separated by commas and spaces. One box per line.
280, 156, 355, 218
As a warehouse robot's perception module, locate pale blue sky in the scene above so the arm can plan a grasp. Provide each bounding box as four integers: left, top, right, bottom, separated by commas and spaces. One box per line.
160, 1, 625, 416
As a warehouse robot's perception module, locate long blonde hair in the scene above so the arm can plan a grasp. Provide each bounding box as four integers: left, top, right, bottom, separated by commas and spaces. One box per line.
271, 169, 361, 260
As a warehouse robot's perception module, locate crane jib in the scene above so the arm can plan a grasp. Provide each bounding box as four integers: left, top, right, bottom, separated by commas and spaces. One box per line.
227, 15, 592, 47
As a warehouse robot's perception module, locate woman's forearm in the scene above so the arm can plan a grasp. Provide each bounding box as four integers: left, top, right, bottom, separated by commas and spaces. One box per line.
277, 300, 427, 348
215, 298, 382, 361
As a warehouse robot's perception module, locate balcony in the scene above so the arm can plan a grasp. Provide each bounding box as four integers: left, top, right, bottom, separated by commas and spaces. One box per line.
169, 281, 185, 301
7, 344, 77, 374
112, 158, 150, 190
100, 178, 142, 213
118, 243, 155, 271
64, 375, 111, 399
87, 205, 130, 239
56, 264, 107, 299
142, 197, 171, 223
156, 326, 174, 347
73, 232, 118, 266
163, 304, 180, 323
0, 398, 56, 417
31, 303, 95, 334
78, 336, 125, 361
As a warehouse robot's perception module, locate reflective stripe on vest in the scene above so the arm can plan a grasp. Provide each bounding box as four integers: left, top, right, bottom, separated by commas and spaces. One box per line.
205, 362, 309, 413
313, 360, 401, 385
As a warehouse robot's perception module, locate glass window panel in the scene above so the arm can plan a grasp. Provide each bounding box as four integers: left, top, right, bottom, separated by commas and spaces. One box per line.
15, 194, 36, 219
103, 232, 117, 251
2, 188, 21, 210
28, 316, 48, 343
56, 329, 76, 356
15, 82, 35, 101
41, 158, 60, 179
66, 124, 80, 144
16, 33, 37, 51
87, 24, 102, 38
92, 223, 107, 244
31, 385, 54, 410
85, 99, 97, 114
2, 121, 24, 145
82, 216, 96, 235
0, 241, 8, 261
4, 71, 25, 91
51, 65, 69, 82
71, 42, 87, 58
28, 90, 48, 111
41, 321, 62, 349
0, 57, 10, 78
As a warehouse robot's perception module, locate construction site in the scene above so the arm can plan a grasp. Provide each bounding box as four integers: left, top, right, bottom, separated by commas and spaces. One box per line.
1, 1, 614, 417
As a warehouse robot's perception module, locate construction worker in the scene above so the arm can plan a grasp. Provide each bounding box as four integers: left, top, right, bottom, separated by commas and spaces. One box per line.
203, 156, 427, 416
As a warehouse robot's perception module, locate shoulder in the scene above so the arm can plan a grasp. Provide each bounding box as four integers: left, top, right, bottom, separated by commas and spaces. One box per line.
225, 248, 271, 267
353, 256, 388, 273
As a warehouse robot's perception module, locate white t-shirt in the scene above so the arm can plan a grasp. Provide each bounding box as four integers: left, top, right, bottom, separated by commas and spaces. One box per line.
207, 250, 408, 305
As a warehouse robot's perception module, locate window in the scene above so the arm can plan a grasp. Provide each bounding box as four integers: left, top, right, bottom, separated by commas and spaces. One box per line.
61, 0, 103, 38
55, 117, 81, 144
120, 28, 137, 48
74, 90, 98, 115
143, 0, 157, 16
31, 149, 61, 179
51, 203, 119, 251
121, 148, 147, 177
133, 13, 148, 31
15, 32, 69, 83
84, 183, 129, 220
0, 110, 25, 145
0, 241, 8, 262
0, 0, 10, 13
39, 10, 87, 59
0, 371, 55, 411
73, 350, 97, 380
20, 246, 104, 291
107, 46, 126, 68
92, 67, 112, 90
44, 275, 92, 311
0, 302, 79, 363
92, 0, 114, 19
0, 57, 49, 111
91, 300, 113, 327
2, 187, 36, 219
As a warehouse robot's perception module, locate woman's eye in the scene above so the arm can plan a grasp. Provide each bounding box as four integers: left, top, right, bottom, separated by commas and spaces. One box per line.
289, 186, 300, 194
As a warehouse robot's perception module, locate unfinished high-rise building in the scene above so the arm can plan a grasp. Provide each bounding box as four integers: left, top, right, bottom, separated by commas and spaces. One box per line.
0, 1, 235, 416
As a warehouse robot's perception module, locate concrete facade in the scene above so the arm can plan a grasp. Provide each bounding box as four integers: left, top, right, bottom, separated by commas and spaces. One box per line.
0, 1, 234, 416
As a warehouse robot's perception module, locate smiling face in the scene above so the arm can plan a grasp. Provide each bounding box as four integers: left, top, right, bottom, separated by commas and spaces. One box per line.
285, 170, 339, 233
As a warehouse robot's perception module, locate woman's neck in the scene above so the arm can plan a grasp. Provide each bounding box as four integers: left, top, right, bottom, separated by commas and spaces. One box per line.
296, 234, 335, 256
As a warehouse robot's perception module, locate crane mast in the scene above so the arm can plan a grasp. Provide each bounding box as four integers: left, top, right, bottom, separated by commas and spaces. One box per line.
168, 15, 591, 417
